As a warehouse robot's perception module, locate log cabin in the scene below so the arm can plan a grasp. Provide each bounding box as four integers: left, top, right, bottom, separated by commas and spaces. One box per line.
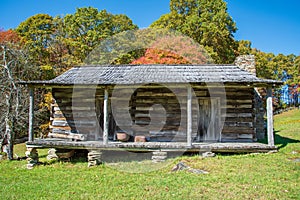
21, 57, 282, 167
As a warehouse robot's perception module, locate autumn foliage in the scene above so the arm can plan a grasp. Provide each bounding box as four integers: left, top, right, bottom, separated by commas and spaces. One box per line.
132, 48, 190, 64
132, 35, 212, 65
0, 30, 20, 45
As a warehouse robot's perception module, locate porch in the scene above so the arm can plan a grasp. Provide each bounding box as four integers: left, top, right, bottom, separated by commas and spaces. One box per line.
26, 138, 277, 153
22, 64, 282, 167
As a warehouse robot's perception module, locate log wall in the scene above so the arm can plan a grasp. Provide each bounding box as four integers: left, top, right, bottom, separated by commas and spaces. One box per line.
223, 87, 255, 141
192, 85, 255, 141
49, 85, 256, 143
254, 88, 266, 140
49, 88, 113, 141
111, 84, 198, 142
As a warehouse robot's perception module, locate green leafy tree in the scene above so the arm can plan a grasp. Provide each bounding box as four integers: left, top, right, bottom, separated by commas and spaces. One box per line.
251, 49, 276, 79
61, 7, 138, 64
15, 8, 138, 70
11, 8, 139, 144
294, 56, 300, 84
272, 54, 296, 82
251, 48, 298, 85
151, 0, 237, 64
15, 15, 62, 79
16, 14, 54, 66
237, 40, 252, 55
236, 39, 300, 107
251, 49, 300, 107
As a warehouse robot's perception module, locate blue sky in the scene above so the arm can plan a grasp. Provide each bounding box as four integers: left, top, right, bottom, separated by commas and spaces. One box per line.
1, 0, 300, 55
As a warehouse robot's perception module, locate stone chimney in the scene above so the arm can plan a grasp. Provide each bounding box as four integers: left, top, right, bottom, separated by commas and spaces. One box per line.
234, 55, 256, 76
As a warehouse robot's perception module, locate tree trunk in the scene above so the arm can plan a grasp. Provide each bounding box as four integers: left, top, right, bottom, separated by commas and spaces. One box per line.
4, 92, 15, 160
1, 46, 18, 160
5, 117, 15, 160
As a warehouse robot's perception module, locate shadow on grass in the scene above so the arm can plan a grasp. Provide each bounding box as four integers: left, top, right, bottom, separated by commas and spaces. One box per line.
275, 134, 300, 150
39, 149, 88, 165
259, 130, 300, 150
69, 149, 88, 164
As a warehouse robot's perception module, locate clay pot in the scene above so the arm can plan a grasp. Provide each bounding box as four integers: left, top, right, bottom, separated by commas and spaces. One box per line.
134, 135, 146, 142
117, 132, 129, 142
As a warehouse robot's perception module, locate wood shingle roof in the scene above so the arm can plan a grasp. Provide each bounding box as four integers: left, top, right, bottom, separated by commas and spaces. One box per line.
22, 64, 282, 86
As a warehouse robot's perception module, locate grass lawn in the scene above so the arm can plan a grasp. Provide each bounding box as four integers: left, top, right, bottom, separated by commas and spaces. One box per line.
0, 109, 299, 199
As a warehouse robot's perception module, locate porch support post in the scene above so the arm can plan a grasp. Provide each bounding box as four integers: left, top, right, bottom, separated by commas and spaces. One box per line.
103, 87, 109, 145
28, 86, 34, 142
187, 86, 192, 147
266, 87, 275, 147
88, 149, 103, 167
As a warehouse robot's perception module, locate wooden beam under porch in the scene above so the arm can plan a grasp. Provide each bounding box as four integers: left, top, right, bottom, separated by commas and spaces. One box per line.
26, 139, 277, 153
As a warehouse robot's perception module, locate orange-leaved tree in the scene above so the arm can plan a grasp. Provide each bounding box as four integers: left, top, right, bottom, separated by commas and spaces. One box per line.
0, 29, 20, 45
132, 48, 190, 64
131, 34, 212, 65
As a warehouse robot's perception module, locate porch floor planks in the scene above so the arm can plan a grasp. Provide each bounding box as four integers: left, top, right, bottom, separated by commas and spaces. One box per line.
26, 139, 277, 153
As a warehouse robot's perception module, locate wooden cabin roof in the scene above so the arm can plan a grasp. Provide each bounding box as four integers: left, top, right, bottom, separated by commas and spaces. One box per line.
21, 64, 282, 86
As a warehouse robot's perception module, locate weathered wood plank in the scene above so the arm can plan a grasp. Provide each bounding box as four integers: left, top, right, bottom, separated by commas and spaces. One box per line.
267, 87, 274, 146
48, 133, 85, 140
225, 104, 253, 109
225, 117, 253, 122
26, 139, 277, 153
50, 125, 72, 130
187, 86, 192, 147
28, 87, 34, 142
103, 88, 109, 145
221, 133, 253, 141
224, 122, 253, 128
222, 127, 254, 134
226, 99, 253, 104
225, 113, 253, 118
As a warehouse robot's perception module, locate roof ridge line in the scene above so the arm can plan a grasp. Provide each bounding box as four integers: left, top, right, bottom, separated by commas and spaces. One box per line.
74, 64, 236, 68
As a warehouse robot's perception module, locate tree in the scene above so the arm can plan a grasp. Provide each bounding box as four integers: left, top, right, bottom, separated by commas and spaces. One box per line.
16, 14, 54, 66
86, 28, 213, 65
14, 7, 139, 72
132, 48, 190, 64
0, 30, 35, 160
61, 7, 138, 64
251, 49, 276, 79
250, 48, 300, 107
237, 40, 252, 55
9, 8, 139, 146
0, 30, 20, 45
131, 34, 212, 64
294, 56, 300, 84
151, 0, 237, 64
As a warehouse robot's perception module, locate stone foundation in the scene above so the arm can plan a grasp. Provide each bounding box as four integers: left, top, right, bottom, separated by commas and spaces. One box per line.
88, 150, 103, 167
25, 148, 39, 169
152, 151, 167, 163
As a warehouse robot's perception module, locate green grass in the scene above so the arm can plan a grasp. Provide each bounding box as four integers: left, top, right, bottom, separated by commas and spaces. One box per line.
1, 109, 299, 199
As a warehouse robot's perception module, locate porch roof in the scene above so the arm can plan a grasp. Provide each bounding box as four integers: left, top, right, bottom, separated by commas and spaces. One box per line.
20, 64, 282, 86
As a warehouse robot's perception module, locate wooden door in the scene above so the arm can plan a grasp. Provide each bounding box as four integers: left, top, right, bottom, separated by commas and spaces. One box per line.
197, 98, 221, 142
